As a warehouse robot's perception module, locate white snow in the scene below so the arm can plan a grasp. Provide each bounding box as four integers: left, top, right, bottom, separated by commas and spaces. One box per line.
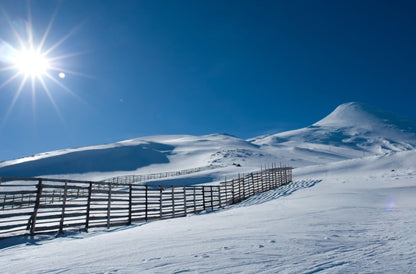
1, 150, 415, 273
1, 102, 416, 273
2, 102, 416, 179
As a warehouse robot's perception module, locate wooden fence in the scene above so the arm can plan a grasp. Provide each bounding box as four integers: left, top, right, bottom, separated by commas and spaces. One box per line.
0, 166, 292, 238
102, 165, 218, 185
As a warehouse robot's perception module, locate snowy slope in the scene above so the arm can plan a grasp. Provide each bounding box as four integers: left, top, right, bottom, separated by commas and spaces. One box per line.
1, 102, 416, 272
1, 102, 416, 180
0, 133, 268, 180
251, 102, 416, 167
1, 150, 415, 273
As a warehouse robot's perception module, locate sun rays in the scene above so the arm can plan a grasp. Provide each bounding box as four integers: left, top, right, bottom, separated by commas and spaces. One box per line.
0, 3, 87, 124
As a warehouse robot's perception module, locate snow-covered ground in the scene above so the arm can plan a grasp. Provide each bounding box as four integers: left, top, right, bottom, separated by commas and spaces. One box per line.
1, 150, 415, 273
1, 102, 416, 272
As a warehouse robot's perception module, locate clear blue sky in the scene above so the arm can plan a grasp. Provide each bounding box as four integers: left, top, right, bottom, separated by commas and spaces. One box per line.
0, 0, 415, 161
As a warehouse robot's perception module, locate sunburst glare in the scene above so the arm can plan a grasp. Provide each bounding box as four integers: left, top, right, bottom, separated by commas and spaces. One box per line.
13, 48, 50, 77
0, 4, 86, 124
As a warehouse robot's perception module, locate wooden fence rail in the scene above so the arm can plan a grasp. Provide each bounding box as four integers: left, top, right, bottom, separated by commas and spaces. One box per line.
0, 166, 292, 238
102, 165, 219, 185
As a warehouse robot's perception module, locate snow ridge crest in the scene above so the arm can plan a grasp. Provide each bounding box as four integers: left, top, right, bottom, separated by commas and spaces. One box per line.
314, 102, 416, 133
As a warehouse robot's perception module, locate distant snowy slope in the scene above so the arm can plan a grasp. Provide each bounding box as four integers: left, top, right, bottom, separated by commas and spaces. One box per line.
1, 102, 415, 179
251, 102, 416, 163
0, 134, 267, 179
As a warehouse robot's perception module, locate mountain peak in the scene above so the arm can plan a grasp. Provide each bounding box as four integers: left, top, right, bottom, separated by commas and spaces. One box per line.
314, 102, 379, 128
313, 102, 416, 133
250, 102, 416, 157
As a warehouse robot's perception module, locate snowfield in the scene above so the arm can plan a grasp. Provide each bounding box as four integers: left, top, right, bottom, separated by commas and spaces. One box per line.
1, 102, 416, 273
1, 151, 415, 273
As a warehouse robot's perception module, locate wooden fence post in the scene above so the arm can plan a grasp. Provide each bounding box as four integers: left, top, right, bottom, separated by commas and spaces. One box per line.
264, 167, 267, 190
251, 173, 255, 194
260, 171, 264, 193
264, 168, 268, 190
128, 184, 133, 225
145, 185, 148, 222
107, 182, 112, 229
172, 186, 175, 217
279, 165, 282, 186
28, 179, 43, 235
202, 187, 206, 211
276, 165, 279, 187
276, 165, 280, 186
85, 182, 93, 232
242, 175, 246, 199
286, 168, 289, 183
256, 171, 260, 193
238, 177, 242, 202
210, 186, 214, 210
268, 166, 272, 190
183, 187, 187, 216
224, 179, 228, 205
58, 181, 68, 234
231, 179, 235, 204
272, 163, 277, 189
193, 187, 196, 214
218, 186, 221, 208
284, 168, 287, 184
159, 186, 163, 219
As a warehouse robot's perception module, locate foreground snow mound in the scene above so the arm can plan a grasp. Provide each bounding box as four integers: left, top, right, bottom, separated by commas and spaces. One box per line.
252, 102, 416, 158
1, 150, 415, 273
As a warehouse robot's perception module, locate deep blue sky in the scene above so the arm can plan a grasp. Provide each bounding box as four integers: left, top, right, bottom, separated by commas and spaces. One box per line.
0, 0, 415, 161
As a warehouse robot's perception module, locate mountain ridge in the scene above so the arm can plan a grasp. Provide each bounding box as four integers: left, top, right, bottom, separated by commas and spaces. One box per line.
1, 102, 416, 179
252, 102, 416, 153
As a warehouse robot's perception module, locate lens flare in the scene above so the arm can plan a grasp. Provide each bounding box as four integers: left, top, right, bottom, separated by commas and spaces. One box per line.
385, 197, 396, 211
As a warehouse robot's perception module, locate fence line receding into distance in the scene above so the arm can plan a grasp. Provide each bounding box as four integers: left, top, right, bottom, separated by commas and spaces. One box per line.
0, 165, 292, 238
102, 165, 218, 185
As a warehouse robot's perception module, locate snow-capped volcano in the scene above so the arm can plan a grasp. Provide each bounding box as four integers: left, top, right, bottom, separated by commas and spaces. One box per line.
315, 102, 415, 129
252, 102, 416, 157
1, 102, 415, 179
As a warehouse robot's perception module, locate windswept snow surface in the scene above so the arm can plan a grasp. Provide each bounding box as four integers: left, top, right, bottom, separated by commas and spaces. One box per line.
1, 150, 415, 273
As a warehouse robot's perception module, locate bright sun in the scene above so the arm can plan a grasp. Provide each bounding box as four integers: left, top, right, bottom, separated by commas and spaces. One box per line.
0, 4, 86, 123
13, 49, 50, 77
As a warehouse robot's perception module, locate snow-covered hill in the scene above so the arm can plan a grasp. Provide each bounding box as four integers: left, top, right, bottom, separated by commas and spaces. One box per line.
1, 102, 416, 273
1, 148, 415, 273
0, 133, 267, 180
1, 102, 415, 180
251, 102, 416, 166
